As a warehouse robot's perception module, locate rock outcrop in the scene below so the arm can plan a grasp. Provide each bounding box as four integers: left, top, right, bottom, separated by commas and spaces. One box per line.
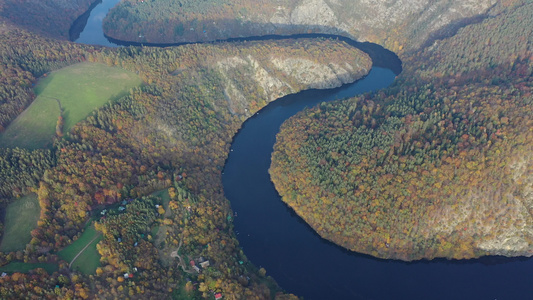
214, 41, 371, 117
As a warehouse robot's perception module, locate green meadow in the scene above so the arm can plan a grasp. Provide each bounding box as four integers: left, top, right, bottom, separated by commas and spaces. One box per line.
58, 224, 102, 275
0, 62, 142, 149
0, 194, 40, 252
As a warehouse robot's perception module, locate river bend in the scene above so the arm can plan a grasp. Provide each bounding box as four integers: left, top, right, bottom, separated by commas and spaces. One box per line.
73, 1, 533, 299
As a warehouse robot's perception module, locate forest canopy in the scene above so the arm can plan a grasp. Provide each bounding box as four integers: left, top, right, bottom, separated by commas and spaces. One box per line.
270, 1, 533, 261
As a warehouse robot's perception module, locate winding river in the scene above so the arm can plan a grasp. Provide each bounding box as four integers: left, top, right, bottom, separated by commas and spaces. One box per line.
73, 1, 533, 299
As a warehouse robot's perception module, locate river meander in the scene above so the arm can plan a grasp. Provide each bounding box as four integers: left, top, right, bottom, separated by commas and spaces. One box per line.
73, 1, 533, 299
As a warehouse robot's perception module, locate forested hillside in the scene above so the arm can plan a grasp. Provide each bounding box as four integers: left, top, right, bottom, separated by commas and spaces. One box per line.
0, 0, 95, 39
103, 0, 495, 53
270, 1, 533, 260
0, 17, 369, 297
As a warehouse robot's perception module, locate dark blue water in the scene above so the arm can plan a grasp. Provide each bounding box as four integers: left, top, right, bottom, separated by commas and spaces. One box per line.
71, 0, 121, 46
72, 2, 533, 299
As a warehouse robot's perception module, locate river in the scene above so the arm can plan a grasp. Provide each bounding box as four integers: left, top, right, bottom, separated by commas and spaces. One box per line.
73, 1, 533, 299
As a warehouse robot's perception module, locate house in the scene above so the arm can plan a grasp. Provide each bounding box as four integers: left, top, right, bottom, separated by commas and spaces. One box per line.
199, 261, 210, 268
214, 292, 223, 300
189, 260, 195, 266
193, 265, 200, 273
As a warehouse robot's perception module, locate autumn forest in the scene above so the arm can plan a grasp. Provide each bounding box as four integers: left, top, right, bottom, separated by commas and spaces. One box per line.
0, 0, 532, 299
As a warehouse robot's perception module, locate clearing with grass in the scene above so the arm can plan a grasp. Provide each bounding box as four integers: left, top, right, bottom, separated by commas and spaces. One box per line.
0, 62, 142, 149
58, 224, 102, 275
0, 194, 40, 252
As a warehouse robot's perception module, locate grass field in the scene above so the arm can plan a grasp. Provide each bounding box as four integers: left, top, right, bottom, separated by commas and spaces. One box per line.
58, 224, 102, 275
0, 62, 142, 149
0, 262, 58, 274
0, 194, 40, 252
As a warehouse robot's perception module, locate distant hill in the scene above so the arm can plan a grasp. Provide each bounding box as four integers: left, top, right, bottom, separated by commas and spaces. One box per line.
103, 0, 495, 53
0, 0, 95, 39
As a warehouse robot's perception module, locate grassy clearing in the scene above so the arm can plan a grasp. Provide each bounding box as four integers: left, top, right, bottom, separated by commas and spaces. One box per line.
58, 224, 102, 275
0, 262, 58, 274
0, 194, 40, 252
0, 62, 142, 149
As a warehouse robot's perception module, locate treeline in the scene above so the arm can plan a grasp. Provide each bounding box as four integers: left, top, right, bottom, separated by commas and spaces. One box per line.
0, 25, 93, 131
270, 1, 533, 260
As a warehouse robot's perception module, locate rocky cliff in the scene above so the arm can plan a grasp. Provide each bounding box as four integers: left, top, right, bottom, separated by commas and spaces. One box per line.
216, 48, 370, 117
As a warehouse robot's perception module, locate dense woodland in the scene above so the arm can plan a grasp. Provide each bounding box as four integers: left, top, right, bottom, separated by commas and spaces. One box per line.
0, 0, 95, 39
271, 0, 533, 260
0, 148, 54, 200
0, 9, 368, 296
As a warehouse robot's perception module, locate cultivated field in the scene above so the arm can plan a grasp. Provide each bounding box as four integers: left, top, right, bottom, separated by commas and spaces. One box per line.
0, 62, 142, 149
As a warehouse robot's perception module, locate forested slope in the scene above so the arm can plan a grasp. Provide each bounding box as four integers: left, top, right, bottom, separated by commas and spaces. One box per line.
270, 1, 533, 261
103, 0, 495, 53
0, 0, 95, 39
0, 19, 370, 297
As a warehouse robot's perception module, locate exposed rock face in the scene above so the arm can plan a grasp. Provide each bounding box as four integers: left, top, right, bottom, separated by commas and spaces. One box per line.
475, 153, 533, 256
273, 0, 497, 52
289, 0, 338, 27
215, 46, 371, 117
269, 57, 364, 89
